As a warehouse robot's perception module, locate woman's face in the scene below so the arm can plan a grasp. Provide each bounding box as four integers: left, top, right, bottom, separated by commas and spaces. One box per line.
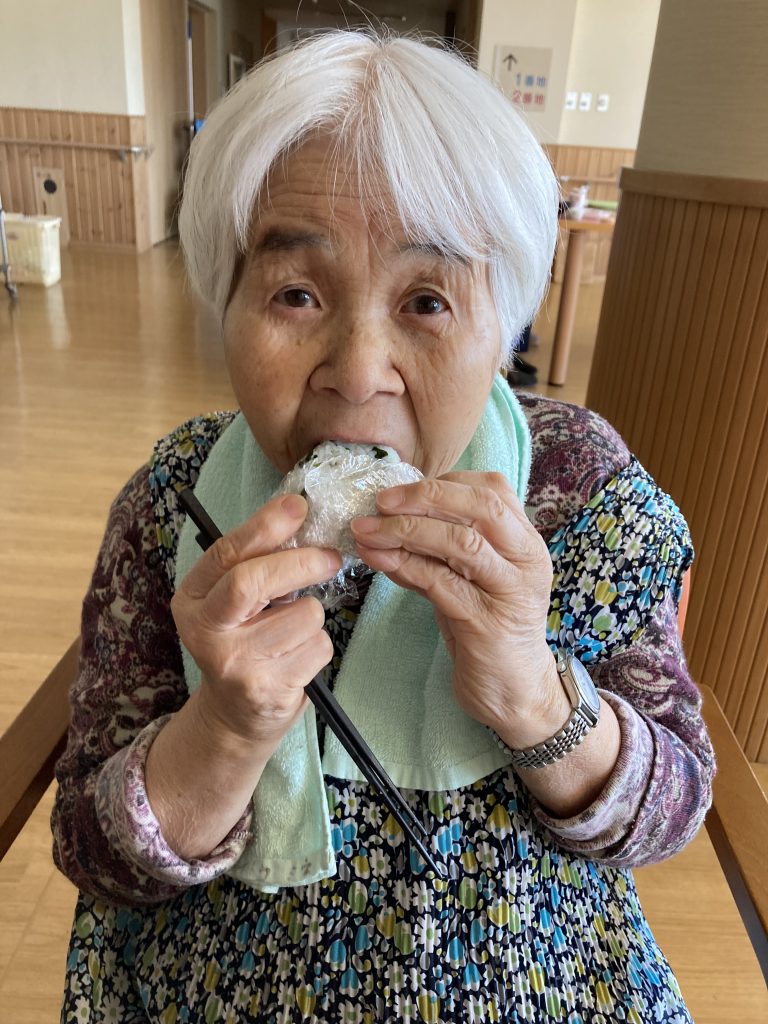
223, 136, 503, 478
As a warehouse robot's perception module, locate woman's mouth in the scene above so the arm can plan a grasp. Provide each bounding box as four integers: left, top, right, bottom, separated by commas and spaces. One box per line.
306, 435, 404, 461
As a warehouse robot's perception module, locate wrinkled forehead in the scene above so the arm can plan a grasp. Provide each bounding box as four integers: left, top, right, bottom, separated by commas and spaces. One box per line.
253, 131, 485, 268
254, 133, 402, 244
265, 134, 366, 198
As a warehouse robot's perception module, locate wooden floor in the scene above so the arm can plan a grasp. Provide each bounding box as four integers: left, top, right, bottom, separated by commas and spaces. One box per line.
1, 245, 766, 1021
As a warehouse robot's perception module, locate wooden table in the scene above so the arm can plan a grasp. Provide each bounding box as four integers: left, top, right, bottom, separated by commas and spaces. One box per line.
548, 217, 616, 386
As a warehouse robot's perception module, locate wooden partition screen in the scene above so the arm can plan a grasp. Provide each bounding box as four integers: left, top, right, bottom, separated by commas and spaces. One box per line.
587, 167, 768, 762
0, 107, 150, 249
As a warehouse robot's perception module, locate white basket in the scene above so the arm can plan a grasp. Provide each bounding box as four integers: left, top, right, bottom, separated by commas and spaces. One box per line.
4, 214, 62, 286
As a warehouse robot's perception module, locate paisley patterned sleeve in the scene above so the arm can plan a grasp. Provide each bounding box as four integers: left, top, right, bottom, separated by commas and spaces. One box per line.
51, 464, 252, 906
518, 393, 715, 866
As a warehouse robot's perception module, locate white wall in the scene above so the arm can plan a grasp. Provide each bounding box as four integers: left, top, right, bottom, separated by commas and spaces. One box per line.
476, 0, 579, 144
559, 0, 660, 149
122, 0, 146, 116
0, 0, 144, 115
0, 0, 266, 118
478, 0, 660, 149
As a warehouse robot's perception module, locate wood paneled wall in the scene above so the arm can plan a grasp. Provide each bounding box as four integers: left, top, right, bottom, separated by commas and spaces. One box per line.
545, 143, 635, 200
586, 167, 768, 761
0, 107, 150, 249
546, 144, 635, 284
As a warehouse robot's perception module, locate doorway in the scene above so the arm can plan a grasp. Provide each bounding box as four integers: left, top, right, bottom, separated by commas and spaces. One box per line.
139, 0, 215, 246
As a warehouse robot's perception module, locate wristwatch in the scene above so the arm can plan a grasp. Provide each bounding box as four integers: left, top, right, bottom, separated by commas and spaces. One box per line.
501, 650, 601, 770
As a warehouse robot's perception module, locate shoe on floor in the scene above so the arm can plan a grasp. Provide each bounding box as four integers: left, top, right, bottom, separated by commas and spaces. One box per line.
506, 353, 538, 387
514, 355, 538, 375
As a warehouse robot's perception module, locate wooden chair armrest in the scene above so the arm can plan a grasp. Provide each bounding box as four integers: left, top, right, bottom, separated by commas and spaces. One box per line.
699, 683, 768, 980
0, 637, 78, 860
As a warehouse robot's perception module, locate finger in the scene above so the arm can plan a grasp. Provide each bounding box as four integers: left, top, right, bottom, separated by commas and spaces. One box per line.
354, 542, 478, 622
352, 514, 512, 594
271, 628, 336, 691
196, 546, 341, 631
374, 475, 534, 562
216, 628, 333, 724
242, 596, 326, 659
182, 493, 310, 598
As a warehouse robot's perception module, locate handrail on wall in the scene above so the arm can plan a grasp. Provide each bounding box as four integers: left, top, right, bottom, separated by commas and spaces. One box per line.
0, 137, 154, 161
558, 174, 620, 185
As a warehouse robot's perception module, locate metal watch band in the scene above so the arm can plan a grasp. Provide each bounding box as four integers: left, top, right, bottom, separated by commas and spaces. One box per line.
491, 650, 600, 769
504, 709, 591, 769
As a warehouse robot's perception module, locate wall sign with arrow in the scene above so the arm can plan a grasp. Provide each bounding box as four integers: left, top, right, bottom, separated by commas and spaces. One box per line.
493, 46, 553, 113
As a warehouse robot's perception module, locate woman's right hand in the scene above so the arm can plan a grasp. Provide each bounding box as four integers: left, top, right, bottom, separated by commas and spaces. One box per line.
171, 492, 342, 754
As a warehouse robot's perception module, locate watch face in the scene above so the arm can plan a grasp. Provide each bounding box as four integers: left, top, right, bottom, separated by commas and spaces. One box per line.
569, 655, 601, 716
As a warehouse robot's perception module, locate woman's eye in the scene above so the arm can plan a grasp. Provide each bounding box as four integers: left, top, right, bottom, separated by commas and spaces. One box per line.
274, 288, 318, 308
402, 293, 448, 315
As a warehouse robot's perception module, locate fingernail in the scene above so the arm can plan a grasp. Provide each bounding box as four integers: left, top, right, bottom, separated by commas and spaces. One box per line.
324, 550, 342, 573
281, 493, 306, 517
351, 516, 379, 534
377, 487, 404, 509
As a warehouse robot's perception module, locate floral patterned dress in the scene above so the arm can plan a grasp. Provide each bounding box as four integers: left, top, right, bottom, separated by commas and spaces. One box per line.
54, 393, 714, 1023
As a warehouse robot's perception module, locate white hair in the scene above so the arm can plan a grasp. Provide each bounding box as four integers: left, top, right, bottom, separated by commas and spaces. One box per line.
178, 30, 559, 363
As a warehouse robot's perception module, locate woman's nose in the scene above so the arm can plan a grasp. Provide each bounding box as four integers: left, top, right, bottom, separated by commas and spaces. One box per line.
310, 316, 404, 404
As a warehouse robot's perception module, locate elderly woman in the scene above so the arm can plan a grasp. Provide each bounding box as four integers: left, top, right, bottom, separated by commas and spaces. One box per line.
53, 31, 713, 1024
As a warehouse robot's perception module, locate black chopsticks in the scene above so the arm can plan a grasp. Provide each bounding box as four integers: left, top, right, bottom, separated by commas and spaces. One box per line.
178, 487, 442, 877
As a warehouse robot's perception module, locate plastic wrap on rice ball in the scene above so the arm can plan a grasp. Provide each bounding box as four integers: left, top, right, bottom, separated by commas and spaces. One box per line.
275, 441, 422, 608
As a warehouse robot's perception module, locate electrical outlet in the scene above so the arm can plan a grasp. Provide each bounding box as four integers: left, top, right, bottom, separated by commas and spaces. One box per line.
597, 93, 610, 112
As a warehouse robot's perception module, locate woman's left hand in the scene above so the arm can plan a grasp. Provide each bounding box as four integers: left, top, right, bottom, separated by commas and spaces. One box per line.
351, 472, 560, 733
